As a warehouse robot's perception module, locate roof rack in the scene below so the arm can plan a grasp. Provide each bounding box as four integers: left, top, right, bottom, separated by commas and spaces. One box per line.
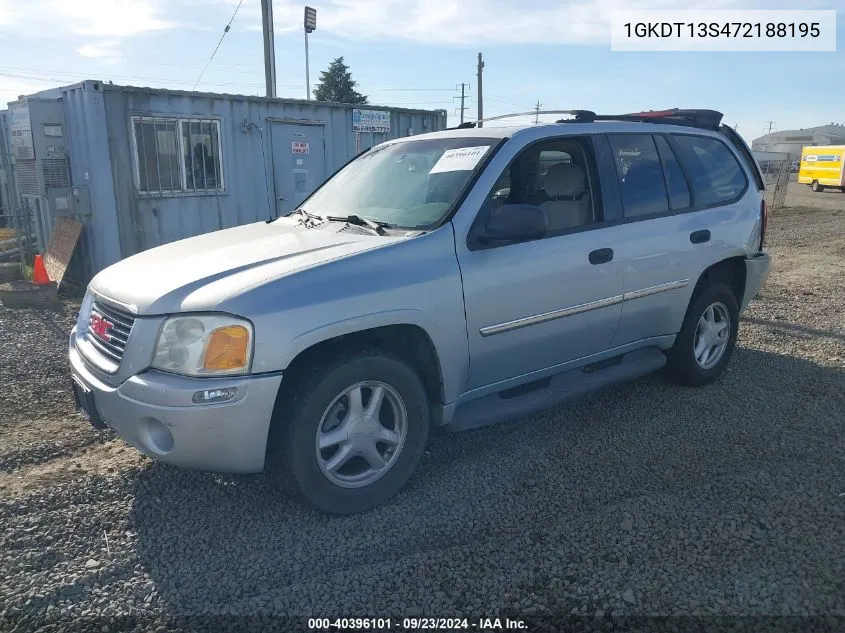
562, 109, 724, 130
448, 108, 723, 131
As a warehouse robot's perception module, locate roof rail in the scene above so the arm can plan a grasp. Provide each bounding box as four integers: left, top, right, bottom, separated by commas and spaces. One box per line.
447, 110, 596, 129
446, 108, 723, 130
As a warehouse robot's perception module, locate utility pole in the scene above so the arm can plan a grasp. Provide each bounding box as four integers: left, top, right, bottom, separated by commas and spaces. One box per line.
456, 83, 469, 124
476, 52, 484, 128
261, 0, 277, 98
534, 101, 542, 124
766, 121, 775, 134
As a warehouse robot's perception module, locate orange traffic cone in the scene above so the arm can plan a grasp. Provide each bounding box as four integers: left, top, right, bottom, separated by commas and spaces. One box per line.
32, 254, 51, 285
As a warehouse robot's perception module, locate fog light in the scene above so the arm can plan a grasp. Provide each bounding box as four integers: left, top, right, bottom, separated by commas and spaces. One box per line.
192, 387, 237, 404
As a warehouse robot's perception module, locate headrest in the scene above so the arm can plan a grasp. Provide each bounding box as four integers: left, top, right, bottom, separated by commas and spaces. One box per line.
544, 163, 586, 198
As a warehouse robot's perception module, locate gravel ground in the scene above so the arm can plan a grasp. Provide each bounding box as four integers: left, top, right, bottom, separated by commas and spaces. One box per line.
783, 179, 845, 212
1, 203, 844, 633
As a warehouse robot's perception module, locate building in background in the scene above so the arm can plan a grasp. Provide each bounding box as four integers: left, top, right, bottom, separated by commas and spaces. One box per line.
0, 80, 447, 283
752, 124, 845, 161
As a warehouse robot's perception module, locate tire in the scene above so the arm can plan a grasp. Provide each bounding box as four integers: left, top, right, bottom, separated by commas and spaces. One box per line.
665, 284, 740, 387
811, 180, 824, 192
276, 348, 429, 514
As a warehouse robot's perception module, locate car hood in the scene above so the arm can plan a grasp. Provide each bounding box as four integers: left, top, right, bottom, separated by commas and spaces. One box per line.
89, 219, 401, 315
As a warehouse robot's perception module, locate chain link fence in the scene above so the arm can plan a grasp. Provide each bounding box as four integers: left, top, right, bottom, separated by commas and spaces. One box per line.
758, 156, 791, 210
0, 179, 36, 269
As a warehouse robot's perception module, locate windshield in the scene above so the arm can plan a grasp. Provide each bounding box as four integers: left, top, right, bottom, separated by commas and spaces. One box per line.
299, 137, 499, 229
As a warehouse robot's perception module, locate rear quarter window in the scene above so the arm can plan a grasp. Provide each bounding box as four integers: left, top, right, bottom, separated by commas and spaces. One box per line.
672, 135, 747, 207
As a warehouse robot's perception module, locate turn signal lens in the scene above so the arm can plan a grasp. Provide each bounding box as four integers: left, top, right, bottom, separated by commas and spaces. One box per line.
203, 326, 250, 371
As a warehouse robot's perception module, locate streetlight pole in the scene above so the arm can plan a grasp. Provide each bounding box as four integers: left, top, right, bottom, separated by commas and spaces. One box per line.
304, 6, 317, 100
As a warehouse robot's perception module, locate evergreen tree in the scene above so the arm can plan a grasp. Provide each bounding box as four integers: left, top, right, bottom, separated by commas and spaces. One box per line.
312, 57, 368, 104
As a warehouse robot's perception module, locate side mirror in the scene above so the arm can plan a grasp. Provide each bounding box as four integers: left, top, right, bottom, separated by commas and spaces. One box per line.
482, 203, 548, 243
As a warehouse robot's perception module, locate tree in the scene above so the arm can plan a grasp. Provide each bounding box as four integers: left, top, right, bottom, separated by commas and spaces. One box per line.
312, 57, 368, 104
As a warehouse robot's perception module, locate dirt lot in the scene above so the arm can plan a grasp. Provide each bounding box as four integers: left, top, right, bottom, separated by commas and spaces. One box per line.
784, 179, 845, 212
1, 195, 844, 632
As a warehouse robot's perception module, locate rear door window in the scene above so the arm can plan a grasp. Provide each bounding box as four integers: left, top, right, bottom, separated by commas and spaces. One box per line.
672, 134, 747, 206
608, 134, 669, 218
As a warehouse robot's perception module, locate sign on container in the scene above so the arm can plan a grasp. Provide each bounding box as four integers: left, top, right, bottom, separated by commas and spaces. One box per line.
353, 109, 391, 133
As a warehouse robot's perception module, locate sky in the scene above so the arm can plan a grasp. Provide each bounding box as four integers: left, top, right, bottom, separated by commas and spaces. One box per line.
0, 0, 843, 143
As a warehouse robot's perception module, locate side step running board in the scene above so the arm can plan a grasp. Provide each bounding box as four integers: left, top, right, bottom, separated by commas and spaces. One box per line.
445, 347, 666, 432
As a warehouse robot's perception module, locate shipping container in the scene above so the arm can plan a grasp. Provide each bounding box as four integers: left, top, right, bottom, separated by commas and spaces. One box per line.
4, 81, 447, 281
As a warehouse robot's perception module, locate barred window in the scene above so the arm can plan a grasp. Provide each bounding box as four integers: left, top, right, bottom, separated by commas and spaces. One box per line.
132, 116, 224, 194
183, 120, 222, 192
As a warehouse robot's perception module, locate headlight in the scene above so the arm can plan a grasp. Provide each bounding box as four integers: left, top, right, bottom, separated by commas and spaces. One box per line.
76, 291, 94, 333
151, 314, 253, 377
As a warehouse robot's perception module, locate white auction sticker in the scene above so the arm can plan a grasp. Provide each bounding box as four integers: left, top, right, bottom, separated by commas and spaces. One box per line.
430, 146, 490, 174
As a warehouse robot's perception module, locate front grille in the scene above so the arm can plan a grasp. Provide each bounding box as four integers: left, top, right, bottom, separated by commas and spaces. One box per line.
86, 300, 136, 365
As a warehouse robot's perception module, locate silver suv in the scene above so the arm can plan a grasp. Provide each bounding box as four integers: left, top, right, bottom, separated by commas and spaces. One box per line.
69, 109, 771, 514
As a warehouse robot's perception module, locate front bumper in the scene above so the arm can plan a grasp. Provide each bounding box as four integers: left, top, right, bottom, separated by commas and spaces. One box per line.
741, 252, 772, 313
69, 330, 283, 474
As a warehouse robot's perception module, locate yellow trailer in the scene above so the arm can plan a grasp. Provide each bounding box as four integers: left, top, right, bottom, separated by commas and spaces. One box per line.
798, 145, 845, 192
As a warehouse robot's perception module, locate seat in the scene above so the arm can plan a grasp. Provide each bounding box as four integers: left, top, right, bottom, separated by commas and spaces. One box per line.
538, 163, 592, 232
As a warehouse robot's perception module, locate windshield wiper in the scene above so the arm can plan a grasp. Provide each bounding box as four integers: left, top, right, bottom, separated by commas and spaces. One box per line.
288, 207, 324, 225
326, 214, 389, 235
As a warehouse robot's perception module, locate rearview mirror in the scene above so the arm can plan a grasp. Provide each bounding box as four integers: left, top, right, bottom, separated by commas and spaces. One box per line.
482, 204, 548, 243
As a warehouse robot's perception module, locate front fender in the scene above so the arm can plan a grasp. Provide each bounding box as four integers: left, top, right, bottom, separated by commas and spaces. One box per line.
224, 225, 470, 406
288, 309, 429, 361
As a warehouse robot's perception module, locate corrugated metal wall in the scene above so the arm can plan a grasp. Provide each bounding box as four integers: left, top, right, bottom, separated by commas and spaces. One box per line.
61, 85, 124, 279
59, 81, 446, 277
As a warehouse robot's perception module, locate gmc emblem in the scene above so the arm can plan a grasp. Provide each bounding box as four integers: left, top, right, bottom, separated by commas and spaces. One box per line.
90, 312, 114, 342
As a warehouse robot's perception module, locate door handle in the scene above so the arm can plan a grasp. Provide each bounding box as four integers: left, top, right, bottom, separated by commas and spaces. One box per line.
588, 248, 614, 265
690, 230, 711, 244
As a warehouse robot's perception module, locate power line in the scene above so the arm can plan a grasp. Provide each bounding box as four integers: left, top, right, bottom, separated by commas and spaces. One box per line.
193, 0, 245, 90
367, 88, 455, 92
0, 66, 458, 108
382, 101, 454, 105
1, 66, 457, 95
3, 35, 275, 74
486, 94, 537, 108
0, 68, 305, 91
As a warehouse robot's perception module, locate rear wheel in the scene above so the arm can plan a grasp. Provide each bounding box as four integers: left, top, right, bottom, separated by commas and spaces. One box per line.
275, 349, 429, 514
665, 284, 739, 386
812, 180, 824, 192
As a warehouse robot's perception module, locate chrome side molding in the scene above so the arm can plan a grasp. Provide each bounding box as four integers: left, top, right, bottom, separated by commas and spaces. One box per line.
479, 279, 689, 337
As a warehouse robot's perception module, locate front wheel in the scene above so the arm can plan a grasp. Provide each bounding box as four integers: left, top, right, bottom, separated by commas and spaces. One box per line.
277, 349, 430, 514
665, 284, 740, 386
812, 180, 824, 192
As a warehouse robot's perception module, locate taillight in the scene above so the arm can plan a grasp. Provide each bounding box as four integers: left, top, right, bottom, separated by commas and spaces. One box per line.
759, 199, 769, 251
